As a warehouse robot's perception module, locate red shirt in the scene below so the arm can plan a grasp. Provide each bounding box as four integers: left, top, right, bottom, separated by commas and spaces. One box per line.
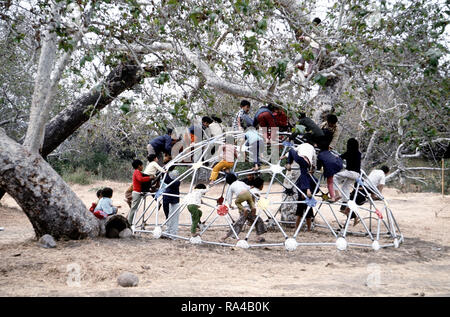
257, 111, 276, 128
132, 169, 151, 193
274, 110, 288, 128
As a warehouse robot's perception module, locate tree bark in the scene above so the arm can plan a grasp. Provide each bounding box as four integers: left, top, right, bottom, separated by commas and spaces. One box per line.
0, 128, 100, 239
41, 63, 165, 158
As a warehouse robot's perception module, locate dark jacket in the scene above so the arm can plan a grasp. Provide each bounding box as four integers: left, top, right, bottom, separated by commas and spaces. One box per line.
149, 134, 172, 155
163, 174, 180, 204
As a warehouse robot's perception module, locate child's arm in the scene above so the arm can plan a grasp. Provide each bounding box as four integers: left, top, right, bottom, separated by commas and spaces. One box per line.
155, 163, 167, 173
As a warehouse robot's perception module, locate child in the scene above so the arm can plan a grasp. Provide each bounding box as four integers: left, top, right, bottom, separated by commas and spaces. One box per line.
232, 100, 253, 131
144, 154, 167, 177
163, 167, 181, 238
284, 143, 316, 231
127, 159, 152, 225
221, 176, 267, 242
317, 138, 343, 202
242, 126, 264, 171
209, 143, 237, 184
185, 183, 209, 236
94, 187, 121, 219
334, 138, 361, 202
89, 189, 103, 213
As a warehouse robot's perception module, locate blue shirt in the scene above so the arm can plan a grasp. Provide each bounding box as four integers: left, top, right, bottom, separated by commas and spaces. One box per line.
94, 197, 116, 215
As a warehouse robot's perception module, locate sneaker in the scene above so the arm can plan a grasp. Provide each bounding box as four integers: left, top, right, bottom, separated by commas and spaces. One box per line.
0, 227, 4, 231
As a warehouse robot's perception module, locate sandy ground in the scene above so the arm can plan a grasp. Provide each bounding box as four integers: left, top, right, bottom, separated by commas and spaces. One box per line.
0, 180, 449, 297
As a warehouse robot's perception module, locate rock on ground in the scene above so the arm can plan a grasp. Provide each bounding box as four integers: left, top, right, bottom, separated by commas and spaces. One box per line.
38, 234, 56, 248
119, 228, 132, 238
117, 272, 139, 287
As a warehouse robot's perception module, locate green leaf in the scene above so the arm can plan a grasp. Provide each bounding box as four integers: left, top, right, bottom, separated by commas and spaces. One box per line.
314, 74, 328, 87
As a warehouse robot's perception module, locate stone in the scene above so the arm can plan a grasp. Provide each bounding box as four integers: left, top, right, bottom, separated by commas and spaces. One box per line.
117, 272, 139, 287
38, 234, 56, 248
119, 228, 132, 238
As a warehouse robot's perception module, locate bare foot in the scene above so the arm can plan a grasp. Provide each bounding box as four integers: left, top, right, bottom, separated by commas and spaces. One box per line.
353, 217, 360, 226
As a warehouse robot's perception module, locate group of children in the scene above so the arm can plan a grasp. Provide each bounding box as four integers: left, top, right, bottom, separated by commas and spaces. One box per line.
91, 100, 390, 240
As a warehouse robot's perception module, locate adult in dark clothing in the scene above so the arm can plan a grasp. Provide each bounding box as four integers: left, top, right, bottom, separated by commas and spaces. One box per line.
296, 112, 324, 143
317, 139, 343, 202
147, 128, 180, 164
162, 168, 181, 238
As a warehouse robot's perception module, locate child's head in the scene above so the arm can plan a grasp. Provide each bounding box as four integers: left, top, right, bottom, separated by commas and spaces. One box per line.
317, 137, 330, 151
347, 138, 359, 152
147, 154, 158, 162
202, 116, 213, 128
240, 100, 251, 113
253, 177, 264, 190
194, 183, 207, 190
96, 189, 103, 199
381, 165, 390, 175
312, 17, 321, 25
132, 159, 144, 170
211, 115, 222, 123
326, 114, 338, 128
225, 173, 238, 185
101, 187, 113, 198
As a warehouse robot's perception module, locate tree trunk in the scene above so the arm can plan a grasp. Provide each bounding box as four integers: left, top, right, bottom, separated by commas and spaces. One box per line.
0, 129, 100, 239
41, 63, 165, 158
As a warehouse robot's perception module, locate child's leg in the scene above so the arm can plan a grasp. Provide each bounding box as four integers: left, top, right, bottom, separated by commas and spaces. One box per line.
128, 192, 142, 224
167, 203, 180, 236
327, 176, 336, 200
187, 205, 201, 234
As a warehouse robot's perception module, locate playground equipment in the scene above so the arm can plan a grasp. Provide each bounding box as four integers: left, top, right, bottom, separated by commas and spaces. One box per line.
130, 130, 403, 251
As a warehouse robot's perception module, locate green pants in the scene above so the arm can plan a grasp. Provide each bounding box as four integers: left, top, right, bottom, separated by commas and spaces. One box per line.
187, 204, 202, 234
235, 191, 255, 212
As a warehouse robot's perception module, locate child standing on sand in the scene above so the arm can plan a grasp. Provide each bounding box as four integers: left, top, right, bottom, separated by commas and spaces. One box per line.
184, 183, 209, 236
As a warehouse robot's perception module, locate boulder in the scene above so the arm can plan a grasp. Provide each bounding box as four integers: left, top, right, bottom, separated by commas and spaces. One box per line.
117, 272, 139, 287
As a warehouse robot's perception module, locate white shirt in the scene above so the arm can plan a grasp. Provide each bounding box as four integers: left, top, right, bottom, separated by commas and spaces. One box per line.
368, 170, 386, 187
143, 161, 165, 176
226, 181, 250, 205
209, 122, 223, 137
296, 143, 316, 168
184, 187, 209, 205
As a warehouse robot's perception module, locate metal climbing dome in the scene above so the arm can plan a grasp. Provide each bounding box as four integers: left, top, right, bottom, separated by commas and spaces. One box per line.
129, 130, 403, 251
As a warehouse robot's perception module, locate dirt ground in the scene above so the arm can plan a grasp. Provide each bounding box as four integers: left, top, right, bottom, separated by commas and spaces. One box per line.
0, 180, 449, 297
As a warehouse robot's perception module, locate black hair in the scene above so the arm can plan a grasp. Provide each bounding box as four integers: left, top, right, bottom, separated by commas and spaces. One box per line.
317, 137, 330, 151
381, 165, 390, 174
132, 159, 143, 169
299, 112, 306, 119
202, 116, 213, 124
253, 177, 264, 190
346, 138, 359, 153
312, 17, 321, 25
194, 183, 207, 189
167, 128, 173, 135
267, 103, 279, 112
211, 115, 222, 123
147, 154, 157, 162
101, 187, 113, 198
96, 189, 103, 198
240, 100, 250, 107
168, 165, 176, 172
326, 114, 338, 124
225, 173, 238, 185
